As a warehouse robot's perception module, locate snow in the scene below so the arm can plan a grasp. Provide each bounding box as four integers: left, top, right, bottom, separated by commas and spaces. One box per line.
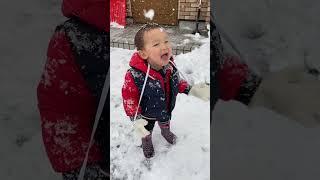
143, 9, 155, 20
110, 38, 210, 179
184, 33, 207, 43
111, 22, 125, 29
215, 0, 320, 73
0, 0, 64, 179
174, 37, 210, 85
213, 0, 320, 179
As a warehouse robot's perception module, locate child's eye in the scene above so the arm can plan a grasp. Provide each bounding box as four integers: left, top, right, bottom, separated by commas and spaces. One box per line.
165, 41, 169, 43
153, 43, 159, 47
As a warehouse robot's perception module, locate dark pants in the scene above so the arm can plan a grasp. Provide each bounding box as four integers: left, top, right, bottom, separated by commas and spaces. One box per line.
62, 164, 109, 180
144, 120, 170, 131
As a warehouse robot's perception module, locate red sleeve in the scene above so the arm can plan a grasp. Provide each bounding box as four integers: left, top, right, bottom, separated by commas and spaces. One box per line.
122, 71, 141, 119
218, 55, 249, 101
37, 31, 101, 172
178, 79, 191, 94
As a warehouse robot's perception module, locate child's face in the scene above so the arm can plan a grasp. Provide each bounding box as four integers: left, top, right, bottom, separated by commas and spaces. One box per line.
139, 28, 172, 70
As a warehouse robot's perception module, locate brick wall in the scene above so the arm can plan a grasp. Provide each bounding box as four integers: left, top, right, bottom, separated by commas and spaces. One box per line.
126, 0, 210, 22
179, 0, 210, 22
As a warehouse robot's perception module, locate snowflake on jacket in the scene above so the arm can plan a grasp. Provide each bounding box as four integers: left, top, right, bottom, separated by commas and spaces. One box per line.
122, 52, 190, 122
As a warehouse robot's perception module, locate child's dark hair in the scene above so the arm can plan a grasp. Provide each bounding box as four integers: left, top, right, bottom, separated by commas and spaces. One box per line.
134, 23, 163, 50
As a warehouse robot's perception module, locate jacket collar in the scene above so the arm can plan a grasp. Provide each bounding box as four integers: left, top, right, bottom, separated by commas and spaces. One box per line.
129, 52, 174, 80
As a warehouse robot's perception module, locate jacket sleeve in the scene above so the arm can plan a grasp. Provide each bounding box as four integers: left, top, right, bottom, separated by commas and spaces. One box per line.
178, 78, 191, 94
218, 55, 262, 105
122, 71, 141, 121
234, 69, 262, 105
37, 30, 102, 172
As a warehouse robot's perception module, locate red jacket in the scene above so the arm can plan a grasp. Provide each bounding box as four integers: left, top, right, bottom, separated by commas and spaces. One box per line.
122, 53, 190, 121
37, 0, 108, 173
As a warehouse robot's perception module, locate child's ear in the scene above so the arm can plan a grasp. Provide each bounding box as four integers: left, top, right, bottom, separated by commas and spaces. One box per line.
138, 50, 148, 60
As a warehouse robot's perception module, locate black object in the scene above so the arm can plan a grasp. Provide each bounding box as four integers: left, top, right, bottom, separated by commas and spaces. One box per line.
192, 1, 202, 35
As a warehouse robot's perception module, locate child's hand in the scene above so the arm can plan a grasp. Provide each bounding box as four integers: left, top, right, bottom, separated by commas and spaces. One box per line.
249, 64, 320, 127
189, 83, 210, 101
133, 118, 150, 138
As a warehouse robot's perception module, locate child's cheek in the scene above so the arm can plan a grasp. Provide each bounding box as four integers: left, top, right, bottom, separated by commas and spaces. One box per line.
168, 48, 173, 57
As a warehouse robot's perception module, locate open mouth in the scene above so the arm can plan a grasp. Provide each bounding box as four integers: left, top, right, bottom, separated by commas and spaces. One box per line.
161, 53, 169, 61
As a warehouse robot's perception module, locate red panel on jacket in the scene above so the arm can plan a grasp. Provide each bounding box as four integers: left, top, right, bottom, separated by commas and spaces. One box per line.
37, 31, 102, 172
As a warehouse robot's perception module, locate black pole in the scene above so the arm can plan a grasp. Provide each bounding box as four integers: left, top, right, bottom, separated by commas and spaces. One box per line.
192, 2, 201, 34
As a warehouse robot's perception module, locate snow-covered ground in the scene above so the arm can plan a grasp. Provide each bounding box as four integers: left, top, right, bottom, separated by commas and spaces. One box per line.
110, 38, 210, 180
0, 0, 64, 179
215, 0, 320, 73
213, 0, 320, 179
